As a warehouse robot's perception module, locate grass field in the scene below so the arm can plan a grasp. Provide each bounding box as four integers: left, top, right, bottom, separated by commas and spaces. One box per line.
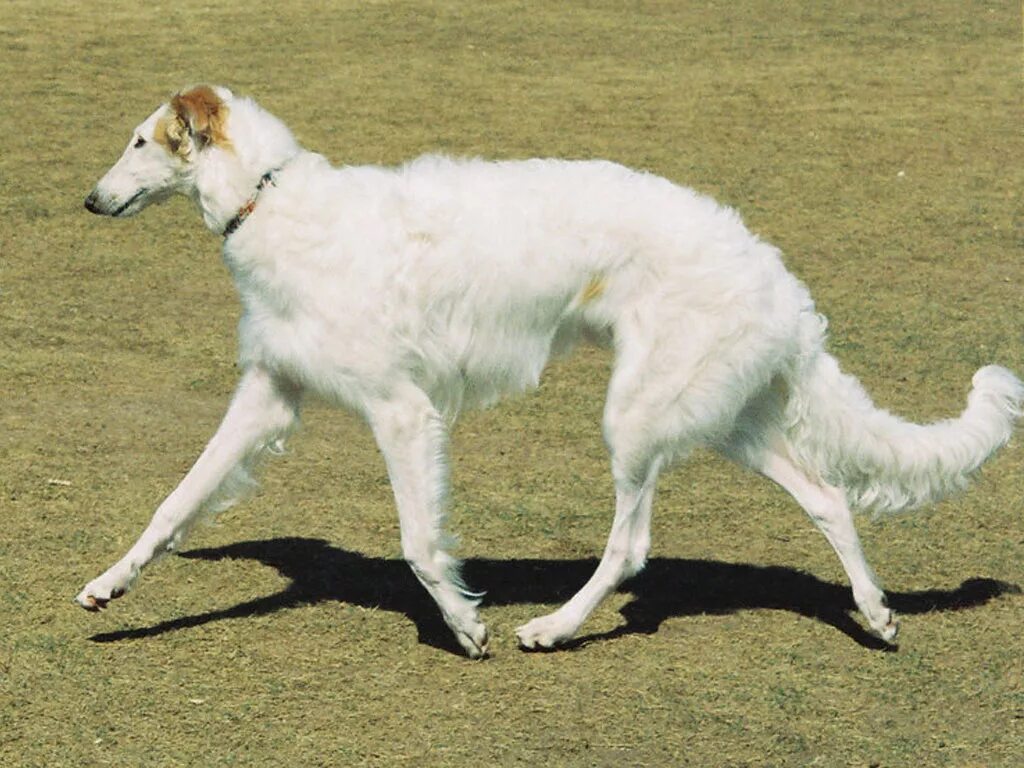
2, 1, 1022, 765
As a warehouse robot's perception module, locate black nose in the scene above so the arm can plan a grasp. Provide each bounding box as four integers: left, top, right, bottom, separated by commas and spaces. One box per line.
84, 191, 102, 214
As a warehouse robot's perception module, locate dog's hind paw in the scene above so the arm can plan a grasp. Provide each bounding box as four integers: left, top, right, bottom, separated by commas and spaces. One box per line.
859, 593, 900, 645
872, 609, 900, 644
515, 613, 577, 651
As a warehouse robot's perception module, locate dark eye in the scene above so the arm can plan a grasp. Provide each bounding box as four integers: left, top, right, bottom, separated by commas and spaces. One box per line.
133, 136, 146, 148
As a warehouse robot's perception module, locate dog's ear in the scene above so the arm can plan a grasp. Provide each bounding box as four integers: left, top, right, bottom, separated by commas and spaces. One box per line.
153, 110, 192, 158
168, 85, 231, 153
157, 112, 190, 156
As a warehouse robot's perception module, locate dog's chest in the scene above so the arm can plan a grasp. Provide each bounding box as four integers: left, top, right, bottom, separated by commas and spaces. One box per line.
232, 261, 395, 400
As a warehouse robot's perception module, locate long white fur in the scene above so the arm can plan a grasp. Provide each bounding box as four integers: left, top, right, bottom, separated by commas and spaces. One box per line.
77, 86, 1023, 656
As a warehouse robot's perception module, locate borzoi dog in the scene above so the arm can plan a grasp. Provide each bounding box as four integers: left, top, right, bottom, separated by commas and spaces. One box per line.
79, 85, 1022, 657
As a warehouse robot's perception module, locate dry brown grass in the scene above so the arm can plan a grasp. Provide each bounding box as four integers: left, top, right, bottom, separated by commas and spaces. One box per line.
1, 1, 1022, 765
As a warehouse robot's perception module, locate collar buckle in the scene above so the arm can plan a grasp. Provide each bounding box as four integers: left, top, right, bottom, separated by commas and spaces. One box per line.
223, 170, 278, 238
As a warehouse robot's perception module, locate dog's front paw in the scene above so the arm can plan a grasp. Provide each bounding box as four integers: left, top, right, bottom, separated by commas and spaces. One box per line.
453, 620, 490, 659
74, 569, 132, 612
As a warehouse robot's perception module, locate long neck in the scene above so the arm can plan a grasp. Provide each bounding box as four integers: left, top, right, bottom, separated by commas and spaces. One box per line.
191, 100, 302, 235
192, 151, 268, 234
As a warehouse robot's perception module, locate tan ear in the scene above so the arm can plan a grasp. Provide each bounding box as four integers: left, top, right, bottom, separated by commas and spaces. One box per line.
169, 85, 232, 151
153, 112, 191, 156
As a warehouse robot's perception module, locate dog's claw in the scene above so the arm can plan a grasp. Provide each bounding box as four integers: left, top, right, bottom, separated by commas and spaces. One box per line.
75, 583, 125, 613
76, 594, 107, 612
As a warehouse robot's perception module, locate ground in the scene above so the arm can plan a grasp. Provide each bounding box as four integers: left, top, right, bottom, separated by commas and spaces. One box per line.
1, 1, 1021, 765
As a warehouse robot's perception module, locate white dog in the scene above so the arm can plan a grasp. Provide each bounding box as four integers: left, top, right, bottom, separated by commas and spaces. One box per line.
78, 85, 1022, 657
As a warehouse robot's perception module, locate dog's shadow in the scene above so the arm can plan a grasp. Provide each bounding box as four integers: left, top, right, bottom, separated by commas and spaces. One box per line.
88, 537, 1020, 654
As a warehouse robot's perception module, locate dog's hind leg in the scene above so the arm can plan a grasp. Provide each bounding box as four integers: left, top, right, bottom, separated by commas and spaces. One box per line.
517, 336, 676, 649
75, 366, 300, 611
515, 309, 789, 650
752, 447, 899, 642
367, 384, 489, 659
516, 452, 663, 649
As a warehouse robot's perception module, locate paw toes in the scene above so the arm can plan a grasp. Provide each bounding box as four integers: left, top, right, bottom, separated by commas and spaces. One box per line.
75, 582, 125, 613
515, 618, 566, 651
82, 596, 100, 611
456, 623, 490, 659
872, 609, 900, 644
514, 626, 537, 650
880, 615, 900, 644
75, 594, 107, 612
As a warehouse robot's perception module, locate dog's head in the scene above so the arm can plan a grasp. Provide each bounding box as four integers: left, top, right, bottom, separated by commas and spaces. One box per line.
84, 85, 234, 218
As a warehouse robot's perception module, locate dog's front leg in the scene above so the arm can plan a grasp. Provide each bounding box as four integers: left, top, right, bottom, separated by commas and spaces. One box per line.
367, 385, 489, 659
75, 366, 301, 611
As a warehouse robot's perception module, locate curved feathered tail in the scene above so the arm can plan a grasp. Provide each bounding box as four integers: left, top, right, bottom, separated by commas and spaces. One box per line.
782, 315, 1024, 513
